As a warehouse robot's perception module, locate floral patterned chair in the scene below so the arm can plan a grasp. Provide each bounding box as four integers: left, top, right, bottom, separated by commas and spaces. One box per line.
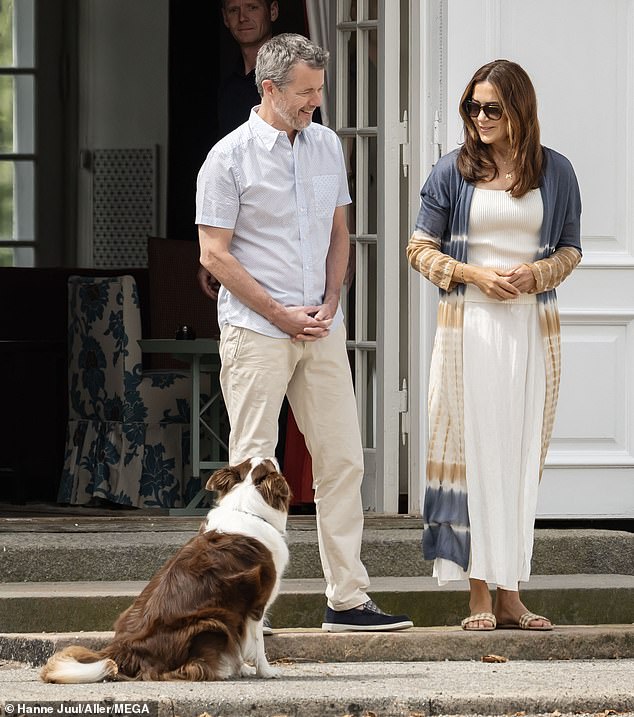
58, 275, 203, 509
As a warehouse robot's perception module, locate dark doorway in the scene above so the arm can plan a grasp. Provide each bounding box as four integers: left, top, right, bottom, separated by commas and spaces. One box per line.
166, 1, 311, 242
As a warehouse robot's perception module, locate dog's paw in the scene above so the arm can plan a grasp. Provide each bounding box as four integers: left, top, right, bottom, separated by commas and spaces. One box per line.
240, 663, 257, 677
257, 664, 281, 679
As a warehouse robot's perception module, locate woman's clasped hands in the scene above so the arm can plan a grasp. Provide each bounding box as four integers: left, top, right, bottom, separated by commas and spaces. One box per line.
469, 263, 536, 300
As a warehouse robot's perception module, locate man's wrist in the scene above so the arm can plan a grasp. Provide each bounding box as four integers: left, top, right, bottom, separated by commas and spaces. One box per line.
265, 300, 286, 328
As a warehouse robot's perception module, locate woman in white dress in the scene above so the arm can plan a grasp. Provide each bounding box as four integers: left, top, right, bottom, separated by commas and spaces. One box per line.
407, 60, 582, 631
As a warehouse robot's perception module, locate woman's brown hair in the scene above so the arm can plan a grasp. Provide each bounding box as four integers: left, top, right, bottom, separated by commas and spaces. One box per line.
457, 59, 543, 197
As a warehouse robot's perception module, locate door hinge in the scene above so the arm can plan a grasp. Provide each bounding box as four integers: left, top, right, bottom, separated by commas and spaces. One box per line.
399, 378, 409, 445
80, 149, 93, 171
400, 111, 410, 178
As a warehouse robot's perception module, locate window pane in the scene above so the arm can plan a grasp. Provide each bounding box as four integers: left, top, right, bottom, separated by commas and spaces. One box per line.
366, 28, 378, 127
365, 241, 377, 342
0, 161, 12, 237
340, 0, 356, 22
0, 76, 11, 151
361, 135, 377, 235
339, 136, 355, 231
345, 0, 377, 22
0, 74, 35, 152
0, 0, 14, 66
343, 0, 378, 22
364, 349, 376, 447
342, 31, 356, 128
14, 0, 34, 67
0, 245, 33, 267
0, 160, 34, 240
0, 0, 34, 67
0, 246, 12, 266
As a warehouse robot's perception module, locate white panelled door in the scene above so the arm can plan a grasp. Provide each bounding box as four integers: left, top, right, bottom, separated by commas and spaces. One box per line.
434, 0, 634, 518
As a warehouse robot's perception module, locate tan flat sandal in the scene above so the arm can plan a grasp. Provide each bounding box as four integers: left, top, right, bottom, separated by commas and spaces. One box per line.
497, 611, 554, 631
460, 612, 497, 631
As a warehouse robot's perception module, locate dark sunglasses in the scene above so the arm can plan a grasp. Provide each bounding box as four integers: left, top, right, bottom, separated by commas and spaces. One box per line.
464, 99, 504, 121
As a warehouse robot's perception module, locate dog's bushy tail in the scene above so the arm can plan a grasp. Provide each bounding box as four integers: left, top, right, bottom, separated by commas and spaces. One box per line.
40, 645, 118, 684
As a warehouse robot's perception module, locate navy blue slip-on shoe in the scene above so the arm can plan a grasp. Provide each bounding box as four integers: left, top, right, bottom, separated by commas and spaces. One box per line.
321, 599, 413, 632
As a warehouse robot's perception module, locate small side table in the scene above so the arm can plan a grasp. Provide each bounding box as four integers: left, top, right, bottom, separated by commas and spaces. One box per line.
138, 338, 227, 515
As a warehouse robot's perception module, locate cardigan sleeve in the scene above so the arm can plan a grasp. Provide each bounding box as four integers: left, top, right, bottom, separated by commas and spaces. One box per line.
556, 162, 582, 253
543, 147, 583, 254
407, 229, 460, 292
414, 151, 458, 238
527, 148, 583, 292
527, 246, 581, 293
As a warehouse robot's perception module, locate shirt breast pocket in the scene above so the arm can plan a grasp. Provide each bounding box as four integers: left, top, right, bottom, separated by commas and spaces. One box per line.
312, 175, 339, 219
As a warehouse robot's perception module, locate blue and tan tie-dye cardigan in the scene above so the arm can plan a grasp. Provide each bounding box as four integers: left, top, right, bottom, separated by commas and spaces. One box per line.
407, 146, 582, 571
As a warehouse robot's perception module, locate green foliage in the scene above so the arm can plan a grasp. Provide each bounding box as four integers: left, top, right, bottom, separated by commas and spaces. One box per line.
0, 78, 12, 151
0, 3, 17, 249
0, 160, 12, 238
0, 2, 14, 151
0, 247, 13, 266
0, 0, 14, 67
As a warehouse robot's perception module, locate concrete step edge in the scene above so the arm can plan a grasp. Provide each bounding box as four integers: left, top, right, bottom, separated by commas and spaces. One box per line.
2, 528, 632, 546
2, 625, 634, 667
2, 529, 633, 583
1, 576, 633, 632
1, 574, 633, 597
2, 530, 632, 586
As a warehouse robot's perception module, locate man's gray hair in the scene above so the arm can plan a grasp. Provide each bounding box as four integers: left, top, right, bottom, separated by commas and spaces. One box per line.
255, 33, 329, 96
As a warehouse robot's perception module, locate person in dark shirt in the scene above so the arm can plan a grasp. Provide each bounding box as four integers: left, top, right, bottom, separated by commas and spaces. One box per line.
217, 0, 279, 137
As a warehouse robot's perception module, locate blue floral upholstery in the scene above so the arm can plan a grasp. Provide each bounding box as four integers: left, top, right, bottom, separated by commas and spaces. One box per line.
58, 275, 202, 508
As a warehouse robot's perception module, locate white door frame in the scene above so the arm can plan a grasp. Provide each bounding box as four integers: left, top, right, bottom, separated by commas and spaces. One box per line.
406, 0, 446, 514
376, 0, 402, 512
331, 0, 402, 512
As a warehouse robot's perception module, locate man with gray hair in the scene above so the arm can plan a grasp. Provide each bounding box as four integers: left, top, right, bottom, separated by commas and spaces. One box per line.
196, 33, 412, 632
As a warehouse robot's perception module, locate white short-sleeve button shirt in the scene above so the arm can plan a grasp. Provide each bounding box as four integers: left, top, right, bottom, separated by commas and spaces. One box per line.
195, 107, 352, 339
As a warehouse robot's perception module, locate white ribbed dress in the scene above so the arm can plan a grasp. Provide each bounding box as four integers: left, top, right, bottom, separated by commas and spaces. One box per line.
434, 187, 545, 590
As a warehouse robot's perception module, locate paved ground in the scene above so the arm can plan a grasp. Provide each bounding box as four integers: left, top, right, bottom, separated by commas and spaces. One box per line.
1, 657, 633, 717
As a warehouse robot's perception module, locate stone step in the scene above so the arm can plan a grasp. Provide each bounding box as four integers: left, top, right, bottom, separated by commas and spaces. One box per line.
1, 575, 632, 632
2, 624, 634, 667
1, 527, 632, 582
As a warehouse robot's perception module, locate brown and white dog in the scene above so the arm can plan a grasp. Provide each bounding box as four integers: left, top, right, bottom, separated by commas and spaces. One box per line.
41, 457, 291, 683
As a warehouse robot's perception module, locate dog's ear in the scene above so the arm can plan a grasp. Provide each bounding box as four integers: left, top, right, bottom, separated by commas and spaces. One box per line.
254, 463, 293, 513
205, 466, 241, 497
205, 459, 252, 497
265, 472, 293, 513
